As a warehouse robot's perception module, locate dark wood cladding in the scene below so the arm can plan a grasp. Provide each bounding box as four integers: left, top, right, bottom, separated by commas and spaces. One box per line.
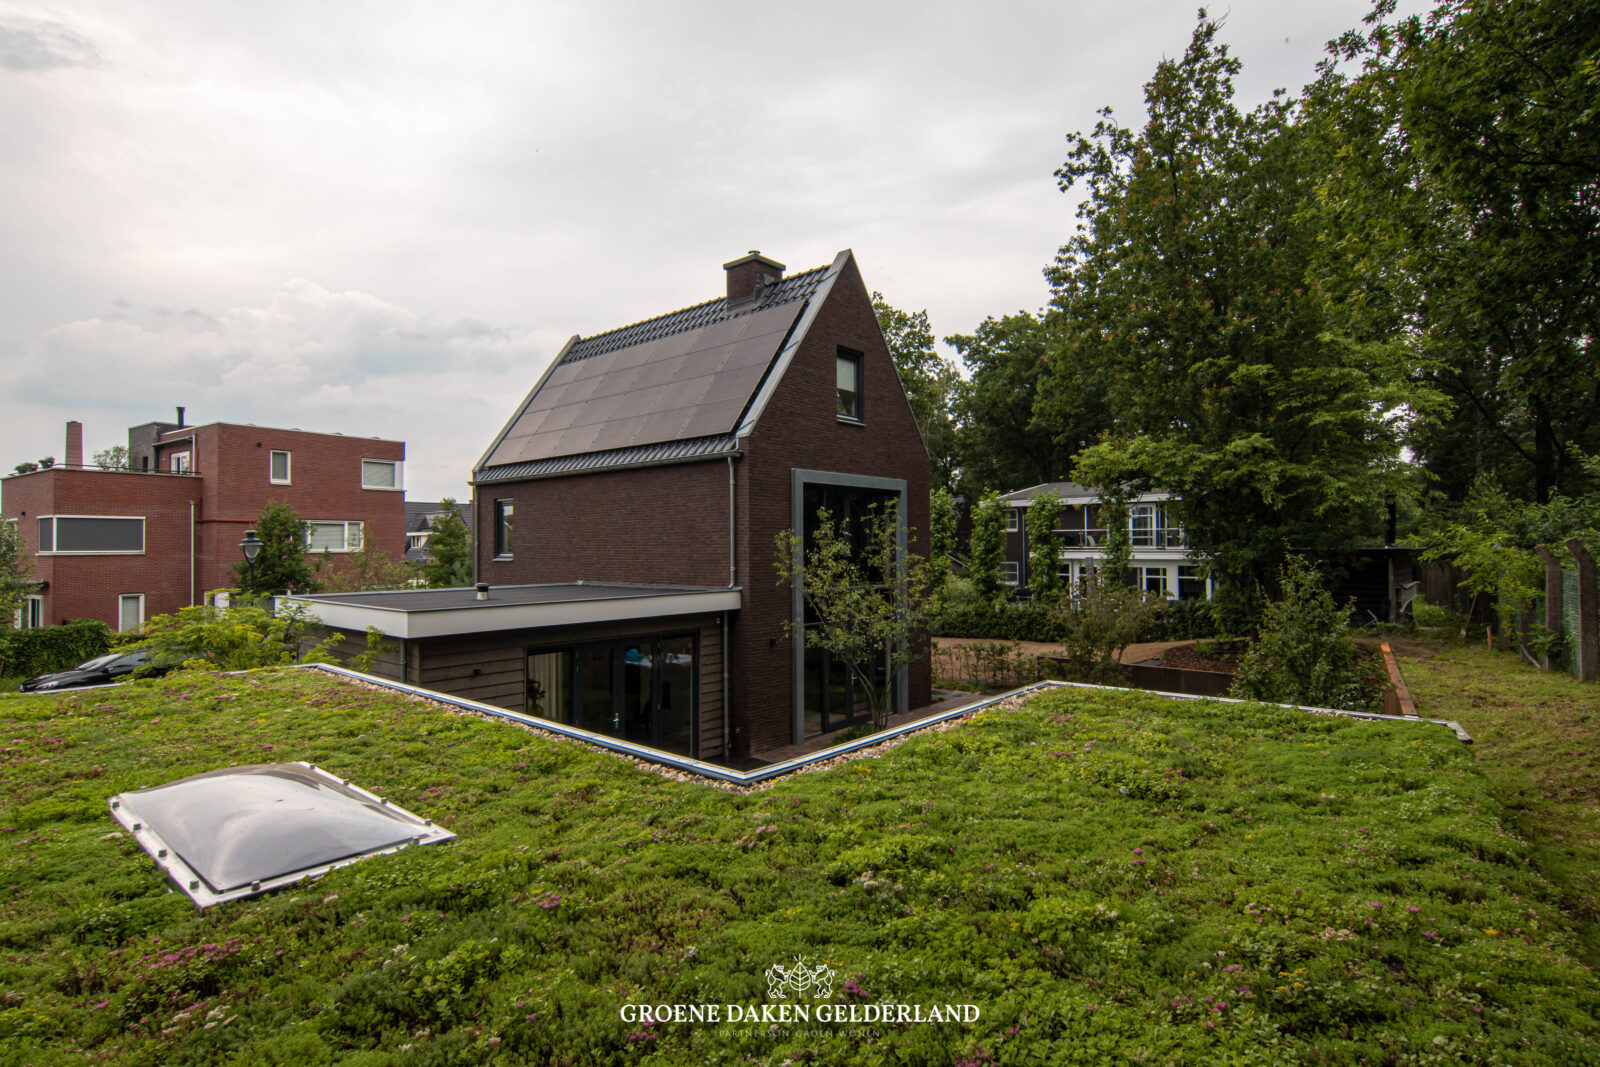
320, 612, 726, 759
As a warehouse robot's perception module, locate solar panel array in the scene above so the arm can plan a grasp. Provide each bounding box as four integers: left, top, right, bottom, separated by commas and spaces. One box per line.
483, 301, 803, 469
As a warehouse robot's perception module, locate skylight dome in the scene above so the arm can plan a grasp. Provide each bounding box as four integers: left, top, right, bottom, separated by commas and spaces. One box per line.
109, 762, 454, 908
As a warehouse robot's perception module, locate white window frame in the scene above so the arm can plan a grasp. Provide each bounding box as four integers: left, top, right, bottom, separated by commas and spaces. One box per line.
36, 515, 145, 555
270, 450, 292, 485
361, 459, 403, 491
170, 452, 191, 473
17, 595, 43, 629
305, 520, 364, 553
1004, 509, 1020, 533
118, 593, 145, 633
1138, 565, 1174, 598
999, 560, 1020, 586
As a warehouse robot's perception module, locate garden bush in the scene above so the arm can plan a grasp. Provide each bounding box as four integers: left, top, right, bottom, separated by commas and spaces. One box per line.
0, 619, 113, 678
1231, 556, 1380, 711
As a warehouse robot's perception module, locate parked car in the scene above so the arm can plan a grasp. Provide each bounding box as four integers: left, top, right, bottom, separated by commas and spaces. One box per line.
20, 650, 170, 692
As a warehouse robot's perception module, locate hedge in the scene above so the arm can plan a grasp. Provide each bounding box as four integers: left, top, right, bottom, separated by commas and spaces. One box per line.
0, 619, 114, 679
932, 597, 1218, 643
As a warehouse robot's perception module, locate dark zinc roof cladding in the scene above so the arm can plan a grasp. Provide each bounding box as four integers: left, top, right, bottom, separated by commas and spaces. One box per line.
475, 434, 739, 484
563, 264, 827, 363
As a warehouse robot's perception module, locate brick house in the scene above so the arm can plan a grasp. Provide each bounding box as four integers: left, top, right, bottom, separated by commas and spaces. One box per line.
3, 415, 405, 631
291, 250, 932, 763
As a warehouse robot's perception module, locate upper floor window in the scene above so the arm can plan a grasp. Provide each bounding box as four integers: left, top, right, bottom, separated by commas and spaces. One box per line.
270, 450, 291, 484
170, 452, 191, 473
362, 459, 402, 490
493, 499, 514, 558
836, 351, 862, 422
37, 515, 144, 554
1005, 509, 1020, 533
306, 520, 363, 553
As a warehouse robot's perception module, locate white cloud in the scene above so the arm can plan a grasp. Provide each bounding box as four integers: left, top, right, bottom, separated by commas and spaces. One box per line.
2, 279, 559, 498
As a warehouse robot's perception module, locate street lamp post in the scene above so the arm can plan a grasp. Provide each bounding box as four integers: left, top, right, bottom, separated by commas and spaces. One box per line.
239, 528, 264, 598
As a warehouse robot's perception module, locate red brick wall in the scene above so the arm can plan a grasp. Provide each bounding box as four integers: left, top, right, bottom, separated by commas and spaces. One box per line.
0, 468, 201, 628
731, 254, 932, 754
155, 424, 406, 594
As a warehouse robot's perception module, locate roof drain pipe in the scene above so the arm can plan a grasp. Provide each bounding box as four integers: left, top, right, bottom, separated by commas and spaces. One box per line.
724, 454, 735, 761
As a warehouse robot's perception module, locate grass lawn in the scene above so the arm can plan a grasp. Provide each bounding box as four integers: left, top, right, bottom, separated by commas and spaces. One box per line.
1, 664, 1596, 1065
1392, 636, 1600, 970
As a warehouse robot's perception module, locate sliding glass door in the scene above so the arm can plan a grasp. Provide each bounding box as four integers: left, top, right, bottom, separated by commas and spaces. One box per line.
527, 633, 697, 757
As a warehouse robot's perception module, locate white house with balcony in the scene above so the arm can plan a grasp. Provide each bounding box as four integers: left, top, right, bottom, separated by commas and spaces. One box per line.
994, 481, 1209, 600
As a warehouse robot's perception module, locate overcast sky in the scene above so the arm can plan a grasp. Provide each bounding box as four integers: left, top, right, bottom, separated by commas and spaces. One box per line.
0, 0, 1419, 501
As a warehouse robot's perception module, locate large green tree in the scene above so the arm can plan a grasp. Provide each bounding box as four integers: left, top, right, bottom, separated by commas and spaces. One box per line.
872, 292, 962, 491
1042, 14, 1421, 629
947, 310, 1100, 497
1325, 0, 1600, 506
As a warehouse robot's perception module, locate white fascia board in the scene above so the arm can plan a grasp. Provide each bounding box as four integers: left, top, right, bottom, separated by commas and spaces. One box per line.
286, 589, 741, 640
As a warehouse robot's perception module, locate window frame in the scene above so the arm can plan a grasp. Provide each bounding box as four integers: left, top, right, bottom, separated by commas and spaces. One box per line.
493, 498, 514, 558
17, 595, 43, 629
170, 452, 191, 473
835, 349, 864, 423
304, 520, 364, 554
361, 458, 403, 491
1004, 508, 1020, 533
999, 560, 1021, 586
269, 450, 292, 485
36, 515, 145, 555
118, 593, 145, 633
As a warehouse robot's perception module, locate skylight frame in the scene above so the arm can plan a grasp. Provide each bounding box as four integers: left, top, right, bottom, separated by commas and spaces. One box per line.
108, 761, 455, 909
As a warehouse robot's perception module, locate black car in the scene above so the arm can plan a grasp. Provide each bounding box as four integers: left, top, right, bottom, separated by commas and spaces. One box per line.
20, 650, 170, 692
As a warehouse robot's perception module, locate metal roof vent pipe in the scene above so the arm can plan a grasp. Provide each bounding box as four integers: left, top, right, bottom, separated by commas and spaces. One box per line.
474, 583, 489, 601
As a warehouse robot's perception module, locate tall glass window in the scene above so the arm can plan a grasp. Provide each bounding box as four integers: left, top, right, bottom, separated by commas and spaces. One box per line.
494, 499, 514, 557
528, 634, 697, 758
836, 351, 862, 420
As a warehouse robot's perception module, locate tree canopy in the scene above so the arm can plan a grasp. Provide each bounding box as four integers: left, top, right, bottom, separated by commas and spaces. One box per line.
233, 500, 320, 596
1041, 13, 1422, 627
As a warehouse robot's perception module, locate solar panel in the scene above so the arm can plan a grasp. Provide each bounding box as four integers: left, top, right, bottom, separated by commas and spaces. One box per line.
480, 300, 805, 469
109, 763, 453, 909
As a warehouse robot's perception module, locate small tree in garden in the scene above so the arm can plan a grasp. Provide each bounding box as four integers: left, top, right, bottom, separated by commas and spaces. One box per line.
92, 444, 128, 470
0, 520, 34, 628
423, 498, 473, 588
1051, 575, 1160, 684
1025, 491, 1066, 600
1231, 555, 1367, 710
968, 492, 1007, 605
775, 504, 932, 732
233, 500, 320, 596
315, 546, 415, 592
929, 486, 956, 591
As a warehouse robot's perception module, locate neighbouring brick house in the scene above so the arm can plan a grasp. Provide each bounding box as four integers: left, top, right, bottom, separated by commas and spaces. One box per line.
291, 250, 932, 763
2, 414, 406, 631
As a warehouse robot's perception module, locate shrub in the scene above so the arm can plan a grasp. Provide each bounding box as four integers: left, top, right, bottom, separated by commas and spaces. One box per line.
1050, 580, 1162, 684
131, 603, 340, 671
0, 619, 113, 678
932, 599, 1063, 642
1231, 555, 1375, 710
1133, 597, 1218, 641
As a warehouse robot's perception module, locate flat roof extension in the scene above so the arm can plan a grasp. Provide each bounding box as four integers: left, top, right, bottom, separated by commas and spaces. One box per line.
285, 582, 741, 639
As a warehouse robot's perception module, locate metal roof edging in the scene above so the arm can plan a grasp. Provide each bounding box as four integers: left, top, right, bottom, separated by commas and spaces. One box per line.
474, 439, 743, 486
472, 334, 579, 477
282, 670, 1471, 788
734, 250, 851, 439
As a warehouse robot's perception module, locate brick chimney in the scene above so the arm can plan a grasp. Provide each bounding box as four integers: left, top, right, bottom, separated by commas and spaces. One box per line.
65, 421, 83, 468
723, 250, 784, 304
